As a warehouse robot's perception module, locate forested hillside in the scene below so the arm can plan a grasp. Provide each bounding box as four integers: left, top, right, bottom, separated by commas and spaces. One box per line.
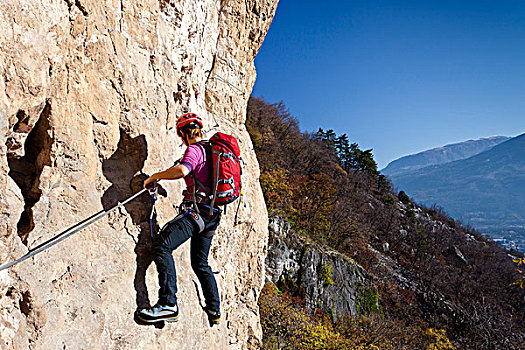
247, 96, 525, 349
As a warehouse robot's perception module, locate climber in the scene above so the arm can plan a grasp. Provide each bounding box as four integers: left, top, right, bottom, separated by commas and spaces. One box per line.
138, 112, 221, 326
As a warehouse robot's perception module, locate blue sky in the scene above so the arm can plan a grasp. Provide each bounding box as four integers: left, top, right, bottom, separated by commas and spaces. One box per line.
252, 0, 525, 169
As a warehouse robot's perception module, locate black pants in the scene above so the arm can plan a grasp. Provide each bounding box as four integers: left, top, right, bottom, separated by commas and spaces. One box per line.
152, 211, 220, 312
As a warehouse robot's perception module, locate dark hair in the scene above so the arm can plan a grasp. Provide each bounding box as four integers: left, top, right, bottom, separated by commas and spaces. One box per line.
181, 122, 202, 142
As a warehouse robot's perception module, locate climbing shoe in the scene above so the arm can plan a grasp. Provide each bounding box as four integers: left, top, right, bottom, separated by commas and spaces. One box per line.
138, 303, 179, 323
204, 306, 221, 326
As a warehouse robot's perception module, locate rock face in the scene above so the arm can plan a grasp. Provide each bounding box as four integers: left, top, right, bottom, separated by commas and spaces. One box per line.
0, 0, 278, 349
266, 216, 375, 320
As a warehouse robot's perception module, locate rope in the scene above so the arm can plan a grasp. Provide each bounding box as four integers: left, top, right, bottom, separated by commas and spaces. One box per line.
148, 184, 158, 239
204, 69, 245, 96
0, 187, 149, 272
192, 280, 205, 310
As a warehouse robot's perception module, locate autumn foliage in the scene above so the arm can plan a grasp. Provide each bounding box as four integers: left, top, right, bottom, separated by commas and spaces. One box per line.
248, 96, 525, 349
259, 283, 456, 350
247, 97, 388, 255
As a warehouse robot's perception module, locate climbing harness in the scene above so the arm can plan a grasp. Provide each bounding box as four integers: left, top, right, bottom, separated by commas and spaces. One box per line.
0, 187, 150, 272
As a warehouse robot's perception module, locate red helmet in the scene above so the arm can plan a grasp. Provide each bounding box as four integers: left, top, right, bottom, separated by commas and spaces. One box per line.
176, 112, 203, 137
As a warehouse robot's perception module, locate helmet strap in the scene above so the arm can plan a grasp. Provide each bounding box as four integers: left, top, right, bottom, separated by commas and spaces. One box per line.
181, 132, 190, 146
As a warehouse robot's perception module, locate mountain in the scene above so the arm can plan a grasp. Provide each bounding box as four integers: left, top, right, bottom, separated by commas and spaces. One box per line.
389, 133, 525, 232
247, 97, 525, 349
382, 136, 510, 176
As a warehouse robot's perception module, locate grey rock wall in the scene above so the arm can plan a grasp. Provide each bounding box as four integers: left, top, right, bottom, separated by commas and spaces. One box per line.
266, 216, 375, 320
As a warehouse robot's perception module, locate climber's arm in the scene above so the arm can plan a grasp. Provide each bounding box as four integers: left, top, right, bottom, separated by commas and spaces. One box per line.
143, 164, 190, 188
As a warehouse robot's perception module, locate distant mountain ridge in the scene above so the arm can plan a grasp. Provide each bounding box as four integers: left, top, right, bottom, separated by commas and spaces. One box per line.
388, 133, 525, 231
382, 136, 511, 176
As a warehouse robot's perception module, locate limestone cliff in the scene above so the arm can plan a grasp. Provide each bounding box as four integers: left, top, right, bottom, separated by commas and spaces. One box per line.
266, 216, 375, 320
0, 0, 278, 348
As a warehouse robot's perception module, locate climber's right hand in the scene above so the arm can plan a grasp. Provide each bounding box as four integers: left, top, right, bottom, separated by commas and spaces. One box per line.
143, 177, 157, 190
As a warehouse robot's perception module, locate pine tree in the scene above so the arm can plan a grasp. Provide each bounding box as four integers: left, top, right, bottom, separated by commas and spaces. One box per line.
335, 134, 352, 171
316, 128, 338, 156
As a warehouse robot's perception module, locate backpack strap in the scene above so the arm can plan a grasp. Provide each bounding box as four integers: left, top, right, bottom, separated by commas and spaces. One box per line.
208, 148, 221, 215
186, 141, 213, 213
190, 174, 199, 213
200, 140, 217, 216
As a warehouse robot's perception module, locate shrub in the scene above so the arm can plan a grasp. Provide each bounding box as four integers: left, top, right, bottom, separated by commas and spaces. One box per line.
398, 190, 411, 206
259, 283, 353, 349
319, 262, 334, 287
425, 329, 455, 350
259, 283, 435, 349
259, 168, 292, 213
357, 286, 380, 315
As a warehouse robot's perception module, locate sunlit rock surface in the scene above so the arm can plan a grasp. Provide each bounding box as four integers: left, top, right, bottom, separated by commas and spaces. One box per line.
0, 0, 278, 348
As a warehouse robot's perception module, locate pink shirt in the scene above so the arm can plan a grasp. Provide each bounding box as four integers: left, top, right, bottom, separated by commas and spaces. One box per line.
181, 142, 211, 189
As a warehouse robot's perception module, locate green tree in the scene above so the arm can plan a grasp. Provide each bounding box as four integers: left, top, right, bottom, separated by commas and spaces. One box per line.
398, 190, 411, 206
335, 134, 352, 172
316, 128, 338, 156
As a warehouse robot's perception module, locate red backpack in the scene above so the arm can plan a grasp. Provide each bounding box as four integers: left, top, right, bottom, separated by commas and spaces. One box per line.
208, 132, 242, 207
185, 132, 242, 214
